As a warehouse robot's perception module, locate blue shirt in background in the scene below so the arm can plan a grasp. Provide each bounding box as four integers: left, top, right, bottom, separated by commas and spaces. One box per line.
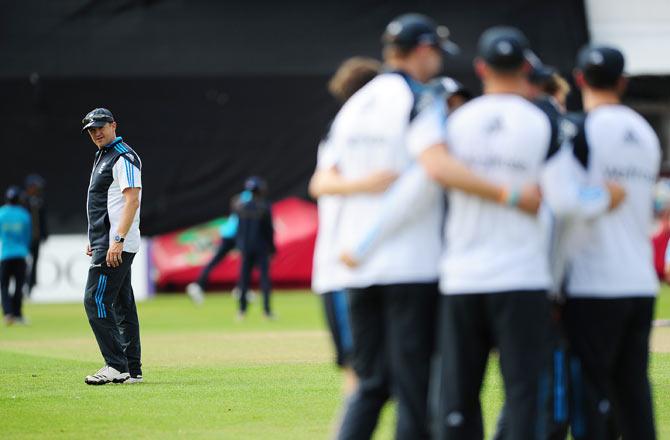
219, 190, 253, 239
0, 204, 32, 261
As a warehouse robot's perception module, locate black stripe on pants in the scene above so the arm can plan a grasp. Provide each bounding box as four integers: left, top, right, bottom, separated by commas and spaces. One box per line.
564, 297, 656, 440
337, 283, 438, 440
84, 250, 142, 375
431, 291, 552, 440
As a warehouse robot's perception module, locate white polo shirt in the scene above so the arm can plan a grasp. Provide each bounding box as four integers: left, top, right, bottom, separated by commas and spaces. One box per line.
440, 94, 553, 295
311, 138, 348, 294
108, 153, 142, 253
562, 105, 660, 298
322, 72, 445, 288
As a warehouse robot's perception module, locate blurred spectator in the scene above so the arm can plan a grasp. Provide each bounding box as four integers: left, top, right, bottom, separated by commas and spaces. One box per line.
0, 186, 32, 325
436, 77, 473, 113
234, 177, 275, 319
186, 190, 253, 304
24, 174, 48, 292
327, 56, 381, 103
651, 179, 670, 281
528, 64, 571, 114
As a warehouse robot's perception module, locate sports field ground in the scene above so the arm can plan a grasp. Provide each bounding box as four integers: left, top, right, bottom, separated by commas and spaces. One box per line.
1, 289, 669, 439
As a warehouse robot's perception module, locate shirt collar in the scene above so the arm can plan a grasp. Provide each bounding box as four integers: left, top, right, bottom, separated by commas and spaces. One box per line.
102, 137, 123, 150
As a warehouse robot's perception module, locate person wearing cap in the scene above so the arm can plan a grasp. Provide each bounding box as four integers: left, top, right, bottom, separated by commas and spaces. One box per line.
186, 189, 254, 305
309, 56, 384, 401
435, 77, 473, 113
311, 14, 545, 440
528, 64, 571, 117
233, 176, 275, 319
23, 174, 48, 293
428, 27, 626, 439
81, 108, 144, 385
0, 186, 31, 326
555, 45, 660, 439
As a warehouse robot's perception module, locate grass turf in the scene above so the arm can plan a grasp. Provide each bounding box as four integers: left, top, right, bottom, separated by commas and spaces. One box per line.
0, 288, 669, 439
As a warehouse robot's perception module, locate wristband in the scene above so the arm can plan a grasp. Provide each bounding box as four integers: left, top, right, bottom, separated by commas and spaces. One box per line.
498, 188, 520, 207
506, 190, 521, 207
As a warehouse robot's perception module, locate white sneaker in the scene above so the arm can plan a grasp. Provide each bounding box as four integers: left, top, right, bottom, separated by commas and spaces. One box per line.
186, 283, 205, 305
126, 374, 143, 384
85, 365, 130, 385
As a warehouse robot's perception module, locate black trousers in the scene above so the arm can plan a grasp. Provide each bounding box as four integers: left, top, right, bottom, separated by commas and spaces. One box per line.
237, 250, 271, 314
28, 240, 40, 289
1, 258, 26, 317
337, 283, 439, 440
322, 290, 354, 368
492, 302, 571, 440
197, 237, 236, 290
432, 291, 552, 440
84, 250, 142, 375
563, 297, 655, 440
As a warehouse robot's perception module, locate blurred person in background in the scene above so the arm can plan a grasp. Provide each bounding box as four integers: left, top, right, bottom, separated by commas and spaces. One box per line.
651, 178, 670, 282
557, 45, 659, 439
23, 173, 48, 294
435, 77, 473, 113
186, 189, 253, 305
528, 64, 571, 115
234, 176, 275, 320
310, 55, 383, 398
315, 14, 546, 439
0, 186, 31, 325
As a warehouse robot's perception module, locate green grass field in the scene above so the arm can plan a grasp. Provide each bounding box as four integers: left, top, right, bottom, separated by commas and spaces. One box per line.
1, 289, 669, 439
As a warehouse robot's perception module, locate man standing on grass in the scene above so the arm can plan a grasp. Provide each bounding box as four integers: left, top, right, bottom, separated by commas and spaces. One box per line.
81, 108, 144, 385
311, 14, 544, 440
0, 186, 31, 326
559, 45, 660, 439
429, 27, 626, 439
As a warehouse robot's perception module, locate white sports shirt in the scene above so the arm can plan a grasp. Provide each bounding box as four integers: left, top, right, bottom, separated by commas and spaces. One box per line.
322, 71, 445, 288
311, 138, 348, 294
109, 154, 142, 253
440, 94, 554, 295
560, 105, 661, 298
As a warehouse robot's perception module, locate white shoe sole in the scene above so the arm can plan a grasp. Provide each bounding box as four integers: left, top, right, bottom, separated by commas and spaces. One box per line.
126, 377, 143, 384
85, 374, 130, 385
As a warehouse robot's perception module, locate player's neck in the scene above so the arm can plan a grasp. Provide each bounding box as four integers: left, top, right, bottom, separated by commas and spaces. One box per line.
482, 78, 526, 96
386, 60, 430, 84
581, 88, 620, 112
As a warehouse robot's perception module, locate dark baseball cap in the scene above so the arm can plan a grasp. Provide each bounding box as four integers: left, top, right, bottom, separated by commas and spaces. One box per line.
382, 13, 460, 56
529, 64, 557, 85
576, 45, 624, 89
478, 26, 540, 71
244, 176, 267, 194
5, 185, 22, 203
82, 108, 114, 132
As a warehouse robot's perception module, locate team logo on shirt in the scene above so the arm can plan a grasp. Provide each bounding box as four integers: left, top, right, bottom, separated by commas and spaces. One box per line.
484, 117, 503, 134
623, 129, 640, 145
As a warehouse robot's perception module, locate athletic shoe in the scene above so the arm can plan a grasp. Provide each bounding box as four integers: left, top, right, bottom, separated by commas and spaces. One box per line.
186, 283, 205, 305
85, 365, 130, 385
13, 317, 30, 326
3, 315, 14, 326
263, 312, 277, 321
126, 374, 143, 384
